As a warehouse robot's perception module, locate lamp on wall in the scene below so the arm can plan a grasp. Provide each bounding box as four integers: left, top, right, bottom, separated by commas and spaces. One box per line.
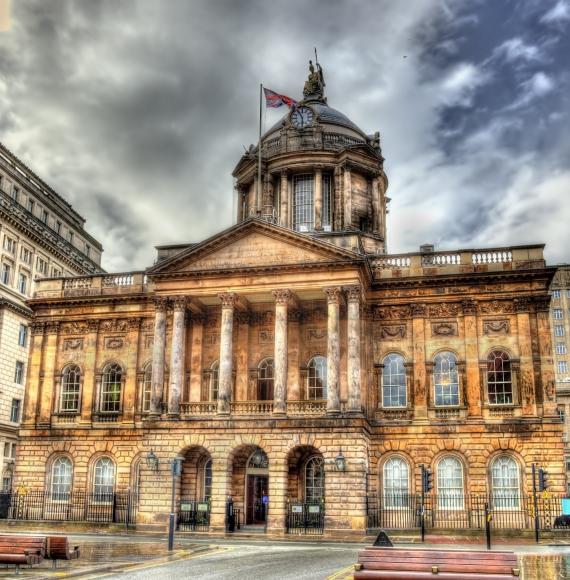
335, 449, 346, 472
146, 449, 159, 472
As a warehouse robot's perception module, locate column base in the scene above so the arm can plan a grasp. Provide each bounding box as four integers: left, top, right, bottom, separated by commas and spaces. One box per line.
344, 408, 363, 416
166, 413, 180, 420
147, 412, 161, 420
326, 409, 341, 417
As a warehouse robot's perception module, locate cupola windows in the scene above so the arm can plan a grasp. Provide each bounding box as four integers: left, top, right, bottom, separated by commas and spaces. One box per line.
293, 174, 314, 231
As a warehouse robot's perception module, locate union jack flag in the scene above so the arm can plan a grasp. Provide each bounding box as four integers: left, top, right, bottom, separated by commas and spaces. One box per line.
263, 87, 297, 109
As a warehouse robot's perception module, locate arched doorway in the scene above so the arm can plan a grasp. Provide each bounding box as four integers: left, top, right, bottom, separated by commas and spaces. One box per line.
229, 445, 269, 527
179, 446, 212, 531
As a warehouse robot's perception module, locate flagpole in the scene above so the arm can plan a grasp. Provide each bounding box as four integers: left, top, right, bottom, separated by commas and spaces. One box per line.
257, 83, 263, 217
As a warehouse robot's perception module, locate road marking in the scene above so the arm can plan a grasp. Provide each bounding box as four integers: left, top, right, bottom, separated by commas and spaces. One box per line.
326, 563, 355, 580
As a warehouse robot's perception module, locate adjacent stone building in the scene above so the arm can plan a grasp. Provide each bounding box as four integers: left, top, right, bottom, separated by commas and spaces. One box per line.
0, 142, 103, 491
14, 65, 564, 536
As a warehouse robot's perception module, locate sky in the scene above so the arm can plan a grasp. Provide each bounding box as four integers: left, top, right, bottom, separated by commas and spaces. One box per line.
0, 0, 569, 272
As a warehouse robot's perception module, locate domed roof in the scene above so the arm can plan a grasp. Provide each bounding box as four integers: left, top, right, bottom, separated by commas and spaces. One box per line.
264, 100, 366, 140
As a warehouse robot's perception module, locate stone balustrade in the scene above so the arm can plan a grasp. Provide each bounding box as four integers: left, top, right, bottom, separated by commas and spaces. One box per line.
51, 414, 78, 427
230, 401, 274, 415
180, 402, 217, 416
286, 399, 327, 416
371, 244, 545, 279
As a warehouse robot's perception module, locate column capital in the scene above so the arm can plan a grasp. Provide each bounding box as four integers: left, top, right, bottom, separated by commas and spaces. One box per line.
514, 296, 532, 313
323, 286, 344, 305
31, 321, 45, 336
152, 296, 169, 312
461, 299, 478, 316
272, 289, 293, 306
45, 321, 60, 335
127, 317, 143, 330
412, 303, 427, 318
533, 295, 551, 312
218, 292, 238, 308
171, 296, 188, 312
87, 319, 100, 333
344, 285, 364, 304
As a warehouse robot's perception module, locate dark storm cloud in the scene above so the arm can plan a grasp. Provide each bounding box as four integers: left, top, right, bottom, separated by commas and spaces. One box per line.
0, 0, 569, 271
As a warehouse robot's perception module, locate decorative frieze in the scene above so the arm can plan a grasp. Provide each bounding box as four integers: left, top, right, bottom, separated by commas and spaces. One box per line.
376, 325, 406, 339
306, 328, 327, 341
483, 319, 510, 335
258, 329, 273, 344
100, 319, 128, 333
104, 336, 125, 350
461, 299, 478, 316
63, 338, 83, 351
431, 322, 458, 337
371, 305, 412, 320
428, 303, 459, 318
480, 300, 514, 314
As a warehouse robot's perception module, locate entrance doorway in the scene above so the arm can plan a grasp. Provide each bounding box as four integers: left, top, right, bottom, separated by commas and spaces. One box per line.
246, 474, 268, 524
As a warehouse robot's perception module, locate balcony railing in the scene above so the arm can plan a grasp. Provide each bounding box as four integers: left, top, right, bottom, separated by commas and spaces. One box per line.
371, 244, 545, 279
180, 402, 217, 416
230, 401, 274, 415
286, 400, 327, 416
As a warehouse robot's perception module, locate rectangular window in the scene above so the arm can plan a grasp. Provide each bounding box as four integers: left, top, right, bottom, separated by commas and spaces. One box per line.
11, 186, 19, 202
18, 272, 27, 294
559, 361, 569, 374
554, 309, 564, 320
68, 231, 74, 244
42, 210, 48, 224
557, 343, 568, 355
20, 246, 32, 264
555, 325, 565, 337
52, 267, 62, 277
553, 289, 561, 299
293, 174, 314, 232
85, 245, 90, 258
55, 221, 61, 234
10, 399, 21, 423
3, 236, 15, 253
36, 257, 47, 275
1, 262, 11, 285
27, 198, 35, 213
18, 324, 28, 347
322, 174, 332, 230
567, 290, 570, 299
14, 361, 24, 384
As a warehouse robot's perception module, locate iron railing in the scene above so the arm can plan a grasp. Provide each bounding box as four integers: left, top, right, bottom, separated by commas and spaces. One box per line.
286, 499, 325, 535
0, 490, 137, 526
367, 493, 570, 531
177, 497, 210, 532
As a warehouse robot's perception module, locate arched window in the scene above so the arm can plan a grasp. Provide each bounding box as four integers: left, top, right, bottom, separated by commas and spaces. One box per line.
142, 363, 152, 412
93, 457, 115, 500
381, 353, 406, 408
437, 457, 464, 509
307, 356, 327, 400
101, 363, 123, 413
60, 365, 81, 412
258, 358, 274, 400
293, 174, 314, 232
383, 457, 409, 508
51, 457, 72, 500
434, 352, 459, 406
209, 361, 219, 401
305, 456, 325, 501
487, 350, 513, 405
491, 456, 520, 509
203, 459, 213, 500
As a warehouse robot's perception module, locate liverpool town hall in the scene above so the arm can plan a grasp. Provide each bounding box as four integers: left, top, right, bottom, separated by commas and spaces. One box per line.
12, 65, 564, 538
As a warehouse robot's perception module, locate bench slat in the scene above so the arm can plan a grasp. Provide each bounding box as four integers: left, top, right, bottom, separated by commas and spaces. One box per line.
355, 572, 517, 580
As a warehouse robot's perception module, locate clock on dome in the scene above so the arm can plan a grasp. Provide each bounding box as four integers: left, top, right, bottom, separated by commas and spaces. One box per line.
290, 106, 314, 129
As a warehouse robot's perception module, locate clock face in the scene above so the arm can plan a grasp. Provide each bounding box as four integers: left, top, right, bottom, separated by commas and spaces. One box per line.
291, 106, 314, 129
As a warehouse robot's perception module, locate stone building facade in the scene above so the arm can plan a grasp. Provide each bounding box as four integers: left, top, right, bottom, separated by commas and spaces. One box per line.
0, 142, 103, 491
14, 66, 564, 536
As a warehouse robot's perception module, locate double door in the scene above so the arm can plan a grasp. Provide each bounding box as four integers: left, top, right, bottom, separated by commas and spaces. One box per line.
246, 475, 268, 525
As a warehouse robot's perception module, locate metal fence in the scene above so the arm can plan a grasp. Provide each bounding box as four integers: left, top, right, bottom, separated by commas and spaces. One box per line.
286, 500, 325, 535
367, 493, 570, 532
0, 491, 138, 526
177, 497, 210, 532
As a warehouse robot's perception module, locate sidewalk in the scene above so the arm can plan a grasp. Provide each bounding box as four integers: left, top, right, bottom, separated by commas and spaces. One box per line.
0, 536, 219, 579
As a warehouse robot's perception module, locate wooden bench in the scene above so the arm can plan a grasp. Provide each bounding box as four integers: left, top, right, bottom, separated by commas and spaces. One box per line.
46, 536, 80, 568
354, 547, 520, 579
0, 535, 46, 574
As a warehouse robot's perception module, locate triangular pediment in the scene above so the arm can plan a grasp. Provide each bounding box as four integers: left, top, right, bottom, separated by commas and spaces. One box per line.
148, 219, 362, 275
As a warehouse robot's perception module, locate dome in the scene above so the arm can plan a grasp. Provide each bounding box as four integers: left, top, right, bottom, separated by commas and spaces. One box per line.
263, 101, 367, 140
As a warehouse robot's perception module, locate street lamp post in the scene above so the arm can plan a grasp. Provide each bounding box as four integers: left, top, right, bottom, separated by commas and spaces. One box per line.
168, 455, 184, 551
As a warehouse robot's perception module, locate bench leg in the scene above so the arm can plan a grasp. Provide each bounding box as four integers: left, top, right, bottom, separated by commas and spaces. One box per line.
15, 563, 20, 575
53, 559, 57, 569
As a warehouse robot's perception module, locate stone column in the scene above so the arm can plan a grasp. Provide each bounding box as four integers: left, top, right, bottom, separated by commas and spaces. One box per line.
412, 303, 428, 418
123, 317, 142, 423
280, 171, 288, 227
324, 287, 342, 415
37, 321, 59, 427
535, 296, 558, 416
345, 285, 363, 414
272, 289, 292, 415
515, 297, 536, 415
150, 297, 168, 418
235, 312, 250, 401
287, 310, 301, 400
218, 293, 237, 415
80, 320, 99, 423
22, 322, 45, 427
461, 299, 481, 417
168, 297, 187, 416
343, 165, 352, 229
371, 176, 381, 233
189, 314, 204, 401
314, 167, 323, 230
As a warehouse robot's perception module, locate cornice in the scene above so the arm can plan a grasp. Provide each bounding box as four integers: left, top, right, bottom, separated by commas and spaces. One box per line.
0, 190, 104, 275
0, 295, 33, 317
26, 292, 153, 309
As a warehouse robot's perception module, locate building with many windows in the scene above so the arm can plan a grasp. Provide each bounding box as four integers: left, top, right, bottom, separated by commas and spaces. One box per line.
13, 64, 564, 536
0, 142, 103, 491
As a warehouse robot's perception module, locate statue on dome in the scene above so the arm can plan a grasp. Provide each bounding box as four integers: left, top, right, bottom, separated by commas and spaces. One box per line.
303, 58, 325, 99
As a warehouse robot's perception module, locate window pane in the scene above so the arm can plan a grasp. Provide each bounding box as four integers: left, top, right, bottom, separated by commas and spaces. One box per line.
293, 174, 314, 231
93, 457, 115, 499
61, 365, 81, 412
210, 362, 219, 401
142, 364, 152, 411
487, 351, 513, 405
204, 459, 213, 500
434, 352, 459, 406
305, 456, 325, 501
383, 458, 409, 508
101, 364, 122, 412
258, 358, 274, 400
308, 356, 327, 399
381, 353, 406, 407
437, 457, 464, 509
322, 175, 332, 229
491, 456, 520, 508
51, 457, 72, 500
